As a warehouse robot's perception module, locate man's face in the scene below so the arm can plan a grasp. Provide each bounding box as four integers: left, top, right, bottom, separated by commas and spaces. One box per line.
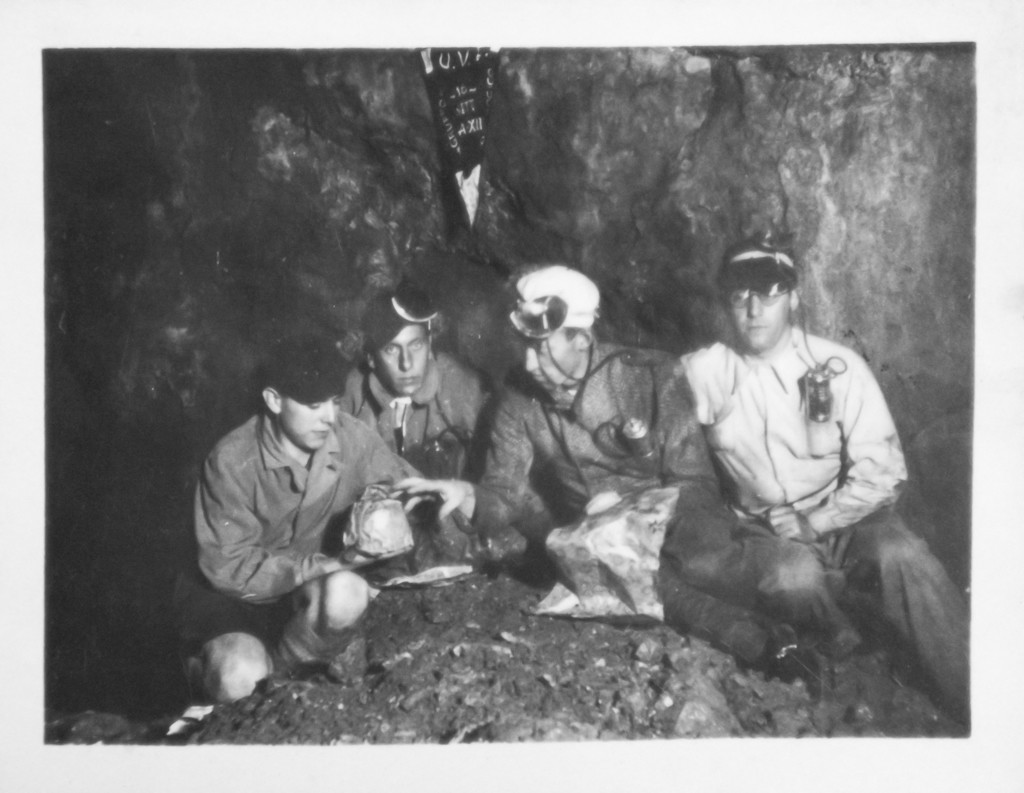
267, 393, 338, 460
522, 327, 591, 396
730, 287, 799, 358
372, 323, 430, 396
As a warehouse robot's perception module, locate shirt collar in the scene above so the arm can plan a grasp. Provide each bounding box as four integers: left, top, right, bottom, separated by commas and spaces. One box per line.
367, 355, 439, 408
739, 327, 817, 388
258, 413, 293, 471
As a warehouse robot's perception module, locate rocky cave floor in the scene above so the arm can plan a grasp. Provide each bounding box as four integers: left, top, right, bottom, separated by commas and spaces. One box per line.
45, 558, 966, 745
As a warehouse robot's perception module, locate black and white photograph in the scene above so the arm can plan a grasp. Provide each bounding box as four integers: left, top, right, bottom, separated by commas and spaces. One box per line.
4, 0, 1024, 790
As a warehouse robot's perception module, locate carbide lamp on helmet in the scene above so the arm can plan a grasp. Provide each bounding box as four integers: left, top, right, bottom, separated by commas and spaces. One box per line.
509, 265, 599, 340
510, 294, 570, 339
392, 279, 438, 325
362, 280, 438, 353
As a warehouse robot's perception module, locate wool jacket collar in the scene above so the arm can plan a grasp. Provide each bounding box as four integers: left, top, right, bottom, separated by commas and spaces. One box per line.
366, 355, 440, 410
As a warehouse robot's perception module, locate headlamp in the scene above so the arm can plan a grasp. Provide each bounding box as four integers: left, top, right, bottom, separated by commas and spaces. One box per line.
392, 281, 438, 324
510, 294, 569, 339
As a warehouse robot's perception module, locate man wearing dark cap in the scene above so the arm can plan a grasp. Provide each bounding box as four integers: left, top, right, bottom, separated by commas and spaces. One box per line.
174, 334, 435, 703
340, 281, 487, 480
679, 235, 969, 721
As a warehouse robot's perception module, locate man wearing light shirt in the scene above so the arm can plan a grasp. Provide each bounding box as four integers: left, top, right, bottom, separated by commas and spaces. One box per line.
680, 236, 969, 722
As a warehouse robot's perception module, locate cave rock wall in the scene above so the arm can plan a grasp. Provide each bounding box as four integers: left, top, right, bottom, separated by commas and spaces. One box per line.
45, 45, 974, 714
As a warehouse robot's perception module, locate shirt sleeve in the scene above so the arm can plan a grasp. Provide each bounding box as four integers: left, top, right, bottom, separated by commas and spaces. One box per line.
451, 364, 491, 482
658, 360, 727, 489
194, 451, 339, 602
656, 361, 747, 573
473, 391, 537, 535
449, 360, 488, 430
803, 356, 908, 535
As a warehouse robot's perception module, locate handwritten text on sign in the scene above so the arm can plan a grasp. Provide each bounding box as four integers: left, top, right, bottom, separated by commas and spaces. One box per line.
421, 48, 497, 176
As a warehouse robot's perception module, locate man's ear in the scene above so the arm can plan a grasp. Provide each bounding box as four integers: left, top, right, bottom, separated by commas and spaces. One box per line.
789, 290, 800, 313
366, 352, 376, 371
262, 386, 283, 415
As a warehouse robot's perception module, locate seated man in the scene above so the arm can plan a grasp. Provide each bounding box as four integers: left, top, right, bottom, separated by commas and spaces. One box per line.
173, 334, 459, 703
680, 235, 969, 721
397, 265, 841, 672
340, 281, 487, 480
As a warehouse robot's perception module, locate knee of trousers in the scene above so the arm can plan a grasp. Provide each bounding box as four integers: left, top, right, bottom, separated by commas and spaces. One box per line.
202, 632, 272, 702
759, 550, 829, 601
318, 570, 371, 632
872, 526, 932, 573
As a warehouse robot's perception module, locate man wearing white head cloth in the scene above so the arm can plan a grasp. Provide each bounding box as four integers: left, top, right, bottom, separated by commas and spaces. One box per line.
397, 264, 852, 676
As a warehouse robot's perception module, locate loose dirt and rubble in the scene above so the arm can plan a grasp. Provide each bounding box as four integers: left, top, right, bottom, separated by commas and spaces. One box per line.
105, 559, 958, 746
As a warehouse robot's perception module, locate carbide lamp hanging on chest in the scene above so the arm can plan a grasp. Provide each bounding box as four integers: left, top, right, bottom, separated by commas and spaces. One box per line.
801, 357, 848, 422
803, 363, 835, 422
801, 357, 847, 455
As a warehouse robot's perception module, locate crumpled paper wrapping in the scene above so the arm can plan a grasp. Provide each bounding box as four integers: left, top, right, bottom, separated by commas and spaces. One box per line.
343, 483, 415, 563
533, 486, 679, 621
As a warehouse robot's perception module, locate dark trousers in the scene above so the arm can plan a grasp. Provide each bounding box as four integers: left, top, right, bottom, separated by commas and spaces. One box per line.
662, 503, 968, 718
820, 507, 969, 718
660, 518, 853, 664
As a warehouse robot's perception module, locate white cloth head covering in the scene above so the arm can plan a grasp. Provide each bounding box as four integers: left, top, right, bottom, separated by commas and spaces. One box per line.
514, 265, 600, 329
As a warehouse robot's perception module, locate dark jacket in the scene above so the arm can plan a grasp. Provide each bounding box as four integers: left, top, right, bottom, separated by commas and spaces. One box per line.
474, 343, 728, 536
340, 352, 488, 479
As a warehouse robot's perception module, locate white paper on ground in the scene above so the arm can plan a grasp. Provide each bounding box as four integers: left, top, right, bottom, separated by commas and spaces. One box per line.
374, 564, 474, 589
166, 704, 215, 737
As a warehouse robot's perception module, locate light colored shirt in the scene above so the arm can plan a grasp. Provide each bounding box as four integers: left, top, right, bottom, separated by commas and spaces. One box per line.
389, 396, 413, 451
680, 329, 906, 536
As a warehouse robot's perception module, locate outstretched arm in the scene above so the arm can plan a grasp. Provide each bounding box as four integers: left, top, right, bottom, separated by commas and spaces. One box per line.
392, 476, 476, 521
471, 390, 539, 535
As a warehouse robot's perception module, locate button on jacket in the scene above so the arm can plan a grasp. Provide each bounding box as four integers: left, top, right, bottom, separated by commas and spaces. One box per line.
195, 412, 416, 603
